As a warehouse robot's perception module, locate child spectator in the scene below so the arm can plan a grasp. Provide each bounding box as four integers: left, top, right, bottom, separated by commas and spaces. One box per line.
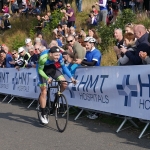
117, 32, 137, 65
92, 5, 99, 16
2, 4, 9, 14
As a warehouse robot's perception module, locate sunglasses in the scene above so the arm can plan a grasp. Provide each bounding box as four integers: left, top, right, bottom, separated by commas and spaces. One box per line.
67, 5, 70, 7
19, 51, 24, 54
35, 48, 39, 50
12, 53, 16, 55
67, 39, 73, 43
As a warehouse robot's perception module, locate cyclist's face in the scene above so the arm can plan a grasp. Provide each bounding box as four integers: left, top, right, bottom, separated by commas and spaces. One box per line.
85, 42, 92, 51
50, 52, 60, 62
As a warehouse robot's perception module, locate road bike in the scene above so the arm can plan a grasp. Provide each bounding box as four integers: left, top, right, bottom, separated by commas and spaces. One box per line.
37, 80, 71, 132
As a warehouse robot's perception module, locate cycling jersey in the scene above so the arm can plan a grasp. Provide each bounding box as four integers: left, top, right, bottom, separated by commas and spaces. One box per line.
38, 50, 73, 81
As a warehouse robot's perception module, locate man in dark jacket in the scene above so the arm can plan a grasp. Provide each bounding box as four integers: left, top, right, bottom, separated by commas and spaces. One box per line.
121, 24, 150, 65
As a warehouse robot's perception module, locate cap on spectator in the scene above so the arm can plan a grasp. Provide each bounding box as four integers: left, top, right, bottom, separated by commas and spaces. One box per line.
0, 50, 6, 54
18, 47, 25, 53
25, 38, 32, 44
49, 46, 60, 53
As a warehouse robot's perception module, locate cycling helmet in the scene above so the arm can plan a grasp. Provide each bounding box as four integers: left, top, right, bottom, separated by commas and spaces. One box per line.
84, 37, 96, 43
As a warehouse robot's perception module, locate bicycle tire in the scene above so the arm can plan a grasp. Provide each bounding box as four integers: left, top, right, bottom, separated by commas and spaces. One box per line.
36, 94, 49, 125
55, 94, 69, 132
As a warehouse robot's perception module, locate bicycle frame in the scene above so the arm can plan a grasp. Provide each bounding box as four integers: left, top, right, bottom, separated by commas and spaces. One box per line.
47, 81, 62, 113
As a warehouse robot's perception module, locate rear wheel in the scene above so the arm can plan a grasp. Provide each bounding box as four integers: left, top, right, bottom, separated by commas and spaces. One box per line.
36, 94, 49, 125
55, 94, 69, 132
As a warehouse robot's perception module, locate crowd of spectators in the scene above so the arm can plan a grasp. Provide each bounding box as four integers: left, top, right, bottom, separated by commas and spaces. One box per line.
0, 0, 150, 119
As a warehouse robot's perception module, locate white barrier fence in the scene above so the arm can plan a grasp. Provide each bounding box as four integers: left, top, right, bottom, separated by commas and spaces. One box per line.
0, 66, 150, 138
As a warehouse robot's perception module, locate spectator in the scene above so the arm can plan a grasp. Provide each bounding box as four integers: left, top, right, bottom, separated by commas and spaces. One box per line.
2, 15, 11, 30
18, 46, 30, 68
62, 3, 75, 28
24, 38, 33, 52
37, 33, 48, 48
92, 5, 99, 17
26, 46, 38, 68
69, 26, 76, 37
9, 50, 25, 68
56, 33, 65, 47
59, 16, 68, 27
81, 37, 101, 66
62, 51, 77, 76
2, 4, 9, 14
83, 37, 101, 120
57, 0, 64, 9
35, 15, 43, 33
95, 0, 108, 25
124, 23, 134, 34
17, 0, 23, 15
129, 0, 135, 13
76, 0, 82, 12
89, 12, 98, 27
0, 50, 14, 68
67, 35, 86, 65
2, 45, 11, 55
107, 4, 113, 25
88, 28, 101, 47
78, 29, 86, 39
117, 32, 137, 65
34, 44, 46, 55
34, 37, 41, 45
122, 24, 149, 65
42, 14, 50, 27
113, 28, 124, 59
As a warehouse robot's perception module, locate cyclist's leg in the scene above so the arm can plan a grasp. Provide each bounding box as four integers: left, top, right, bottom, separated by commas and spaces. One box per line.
57, 75, 68, 92
43, 64, 68, 92
38, 74, 47, 116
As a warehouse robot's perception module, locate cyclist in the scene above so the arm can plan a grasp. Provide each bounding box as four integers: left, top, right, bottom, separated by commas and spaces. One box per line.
37, 46, 76, 124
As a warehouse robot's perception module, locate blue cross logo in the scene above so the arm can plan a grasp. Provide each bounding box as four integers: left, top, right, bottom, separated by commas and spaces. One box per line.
116, 75, 138, 107
12, 73, 19, 90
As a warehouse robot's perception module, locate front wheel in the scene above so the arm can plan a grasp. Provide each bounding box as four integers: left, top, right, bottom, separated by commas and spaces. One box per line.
55, 94, 69, 132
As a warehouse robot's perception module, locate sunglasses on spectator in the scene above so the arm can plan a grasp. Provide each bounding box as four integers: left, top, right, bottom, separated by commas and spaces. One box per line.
35, 48, 39, 50
19, 51, 24, 54
67, 39, 74, 43
67, 5, 70, 7
12, 53, 16, 55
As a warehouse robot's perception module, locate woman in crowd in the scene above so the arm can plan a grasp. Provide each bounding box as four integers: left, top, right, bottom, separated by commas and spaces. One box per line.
117, 32, 137, 65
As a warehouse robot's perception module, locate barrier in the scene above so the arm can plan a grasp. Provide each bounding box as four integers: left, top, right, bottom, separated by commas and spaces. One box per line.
0, 66, 150, 138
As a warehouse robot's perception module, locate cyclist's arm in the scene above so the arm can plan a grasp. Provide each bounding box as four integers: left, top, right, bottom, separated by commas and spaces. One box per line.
38, 65, 49, 80
59, 55, 73, 78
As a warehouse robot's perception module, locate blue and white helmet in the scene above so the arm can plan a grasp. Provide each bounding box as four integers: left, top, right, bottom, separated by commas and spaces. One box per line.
84, 37, 96, 43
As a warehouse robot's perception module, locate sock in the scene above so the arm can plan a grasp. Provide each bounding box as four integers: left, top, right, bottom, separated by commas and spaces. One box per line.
41, 108, 46, 116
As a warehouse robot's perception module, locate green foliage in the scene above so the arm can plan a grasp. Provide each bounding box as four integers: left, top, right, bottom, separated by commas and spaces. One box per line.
97, 9, 136, 53
11, 35, 25, 50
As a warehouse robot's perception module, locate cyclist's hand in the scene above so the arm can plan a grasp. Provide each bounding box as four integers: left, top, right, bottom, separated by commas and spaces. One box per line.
47, 78, 52, 84
71, 77, 77, 85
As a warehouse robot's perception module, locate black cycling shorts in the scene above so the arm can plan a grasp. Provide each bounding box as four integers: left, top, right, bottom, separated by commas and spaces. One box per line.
38, 64, 63, 86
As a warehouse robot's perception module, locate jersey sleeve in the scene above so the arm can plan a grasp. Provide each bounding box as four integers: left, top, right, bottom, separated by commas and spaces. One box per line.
38, 64, 49, 80
59, 55, 73, 78
92, 50, 101, 62
38, 57, 49, 80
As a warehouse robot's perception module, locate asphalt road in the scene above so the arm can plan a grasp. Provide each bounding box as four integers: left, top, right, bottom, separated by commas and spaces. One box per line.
0, 99, 150, 150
